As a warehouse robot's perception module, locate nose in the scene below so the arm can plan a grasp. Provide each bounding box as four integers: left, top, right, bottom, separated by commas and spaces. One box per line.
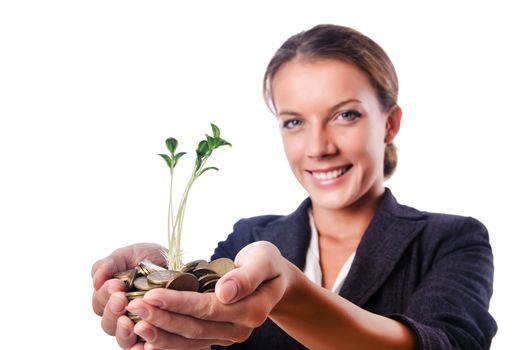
306, 124, 337, 159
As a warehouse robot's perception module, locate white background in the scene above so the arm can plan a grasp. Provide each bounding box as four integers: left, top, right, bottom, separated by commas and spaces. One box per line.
0, 1, 526, 348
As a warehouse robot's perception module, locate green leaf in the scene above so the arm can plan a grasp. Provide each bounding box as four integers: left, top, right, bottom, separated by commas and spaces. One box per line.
198, 166, 219, 176
217, 138, 232, 147
195, 157, 202, 170
196, 140, 209, 158
158, 154, 172, 168
211, 123, 220, 139
174, 151, 186, 164
165, 138, 178, 155
206, 135, 215, 150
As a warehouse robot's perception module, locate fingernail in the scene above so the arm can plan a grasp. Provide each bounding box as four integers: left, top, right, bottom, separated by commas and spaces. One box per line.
144, 344, 156, 350
137, 327, 154, 342
109, 298, 124, 314
117, 325, 131, 338
146, 298, 163, 308
128, 305, 148, 319
221, 279, 238, 303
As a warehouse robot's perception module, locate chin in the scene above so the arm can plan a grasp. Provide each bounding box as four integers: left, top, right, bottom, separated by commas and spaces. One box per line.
309, 191, 358, 211
308, 182, 382, 212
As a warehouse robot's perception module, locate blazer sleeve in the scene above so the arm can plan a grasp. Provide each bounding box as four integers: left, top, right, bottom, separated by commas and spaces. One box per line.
387, 216, 497, 349
209, 218, 268, 350
210, 218, 261, 261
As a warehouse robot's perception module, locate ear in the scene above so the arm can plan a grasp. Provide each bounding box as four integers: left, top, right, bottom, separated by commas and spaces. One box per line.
384, 105, 402, 144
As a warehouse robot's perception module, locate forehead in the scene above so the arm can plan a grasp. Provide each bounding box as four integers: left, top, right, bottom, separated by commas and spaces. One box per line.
271, 58, 377, 112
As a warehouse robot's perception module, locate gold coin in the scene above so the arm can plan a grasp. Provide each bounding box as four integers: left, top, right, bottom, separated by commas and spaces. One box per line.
133, 276, 161, 291
136, 264, 148, 276
196, 260, 210, 269
113, 269, 134, 281
125, 290, 147, 300
208, 258, 235, 276
129, 268, 139, 290
181, 259, 208, 273
192, 267, 218, 278
126, 311, 142, 323
147, 270, 181, 285
166, 272, 199, 292
113, 268, 137, 291
199, 278, 219, 293
197, 273, 220, 286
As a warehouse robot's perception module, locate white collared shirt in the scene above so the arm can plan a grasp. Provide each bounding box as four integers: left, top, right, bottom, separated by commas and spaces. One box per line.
303, 209, 356, 294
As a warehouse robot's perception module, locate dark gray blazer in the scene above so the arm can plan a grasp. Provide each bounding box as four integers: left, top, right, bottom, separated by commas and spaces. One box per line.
211, 188, 497, 349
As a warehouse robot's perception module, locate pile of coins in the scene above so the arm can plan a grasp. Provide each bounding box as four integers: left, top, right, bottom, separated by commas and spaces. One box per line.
113, 258, 235, 323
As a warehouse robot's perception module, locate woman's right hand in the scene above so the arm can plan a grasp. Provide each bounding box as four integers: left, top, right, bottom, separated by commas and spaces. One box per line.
91, 243, 166, 349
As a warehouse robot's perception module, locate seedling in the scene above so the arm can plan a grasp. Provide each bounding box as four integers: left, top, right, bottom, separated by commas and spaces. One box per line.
158, 123, 231, 271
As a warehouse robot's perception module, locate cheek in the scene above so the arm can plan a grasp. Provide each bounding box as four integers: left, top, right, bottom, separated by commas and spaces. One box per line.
341, 128, 383, 165
340, 130, 369, 158
363, 138, 387, 176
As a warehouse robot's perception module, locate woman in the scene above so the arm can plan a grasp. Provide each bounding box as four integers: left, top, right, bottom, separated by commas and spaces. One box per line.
92, 24, 497, 349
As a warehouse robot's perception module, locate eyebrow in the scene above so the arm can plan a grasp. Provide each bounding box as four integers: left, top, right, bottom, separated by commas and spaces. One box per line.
277, 98, 362, 117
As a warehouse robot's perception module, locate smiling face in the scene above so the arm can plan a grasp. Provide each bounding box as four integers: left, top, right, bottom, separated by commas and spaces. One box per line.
271, 58, 401, 212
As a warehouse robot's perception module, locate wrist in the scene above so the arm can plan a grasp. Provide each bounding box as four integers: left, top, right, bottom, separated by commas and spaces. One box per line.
270, 258, 309, 318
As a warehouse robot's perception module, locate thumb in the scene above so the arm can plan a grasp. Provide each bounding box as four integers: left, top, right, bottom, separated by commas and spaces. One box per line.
92, 258, 119, 290
215, 241, 282, 304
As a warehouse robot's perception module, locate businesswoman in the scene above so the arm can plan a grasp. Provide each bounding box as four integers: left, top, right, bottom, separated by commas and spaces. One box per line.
92, 24, 497, 349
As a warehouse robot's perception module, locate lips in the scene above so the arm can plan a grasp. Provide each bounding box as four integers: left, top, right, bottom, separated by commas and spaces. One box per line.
309, 165, 352, 181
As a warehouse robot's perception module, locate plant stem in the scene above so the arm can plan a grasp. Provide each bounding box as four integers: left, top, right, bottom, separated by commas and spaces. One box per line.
168, 168, 174, 251
171, 175, 194, 270
168, 154, 210, 271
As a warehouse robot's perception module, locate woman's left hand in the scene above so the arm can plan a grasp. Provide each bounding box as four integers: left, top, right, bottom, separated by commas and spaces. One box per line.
125, 241, 291, 350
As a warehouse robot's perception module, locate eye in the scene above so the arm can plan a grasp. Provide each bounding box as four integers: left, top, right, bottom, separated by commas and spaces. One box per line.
336, 110, 362, 121
282, 119, 304, 129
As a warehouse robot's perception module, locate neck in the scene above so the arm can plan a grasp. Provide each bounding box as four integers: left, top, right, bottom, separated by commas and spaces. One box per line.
312, 186, 385, 241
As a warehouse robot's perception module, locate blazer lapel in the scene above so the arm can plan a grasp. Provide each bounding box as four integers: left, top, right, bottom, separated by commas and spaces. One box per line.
251, 189, 427, 307
339, 189, 427, 306
252, 197, 313, 270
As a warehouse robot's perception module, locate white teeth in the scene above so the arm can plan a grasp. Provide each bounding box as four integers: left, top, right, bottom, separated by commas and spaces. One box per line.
312, 167, 349, 180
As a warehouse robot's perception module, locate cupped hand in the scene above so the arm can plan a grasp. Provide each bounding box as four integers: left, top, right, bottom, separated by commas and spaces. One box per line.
91, 243, 167, 349
126, 241, 293, 350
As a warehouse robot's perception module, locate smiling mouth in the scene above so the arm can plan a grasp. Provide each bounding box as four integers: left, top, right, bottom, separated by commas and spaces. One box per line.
309, 165, 352, 181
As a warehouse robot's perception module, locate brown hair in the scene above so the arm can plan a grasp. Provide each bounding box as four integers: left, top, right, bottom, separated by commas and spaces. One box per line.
263, 24, 399, 179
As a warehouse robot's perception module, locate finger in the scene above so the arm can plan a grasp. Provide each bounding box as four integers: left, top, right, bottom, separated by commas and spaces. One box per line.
92, 243, 167, 290
127, 299, 251, 343
116, 315, 141, 349
101, 291, 128, 335
141, 288, 269, 329
93, 278, 127, 316
115, 243, 168, 269
92, 257, 126, 290
134, 320, 234, 350
142, 289, 236, 321
130, 344, 146, 350
216, 241, 282, 304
